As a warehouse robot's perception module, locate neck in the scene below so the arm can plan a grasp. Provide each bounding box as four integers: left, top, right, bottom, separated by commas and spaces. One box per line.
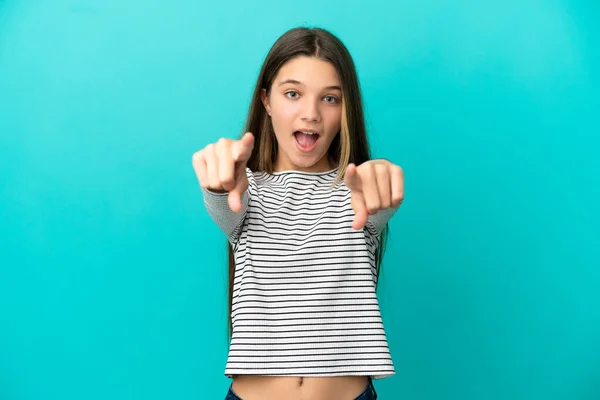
273, 156, 333, 173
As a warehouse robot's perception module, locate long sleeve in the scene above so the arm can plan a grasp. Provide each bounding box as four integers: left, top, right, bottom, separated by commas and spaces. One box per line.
200, 168, 251, 244
365, 203, 400, 237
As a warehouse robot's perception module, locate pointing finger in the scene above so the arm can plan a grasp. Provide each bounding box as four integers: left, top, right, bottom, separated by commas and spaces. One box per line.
233, 132, 255, 163
351, 190, 368, 230
344, 163, 362, 192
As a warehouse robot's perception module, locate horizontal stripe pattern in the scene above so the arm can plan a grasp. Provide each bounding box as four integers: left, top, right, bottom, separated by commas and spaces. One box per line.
202, 167, 397, 379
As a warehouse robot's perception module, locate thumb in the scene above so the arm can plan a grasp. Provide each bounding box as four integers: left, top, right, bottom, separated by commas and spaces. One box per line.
233, 132, 255, 165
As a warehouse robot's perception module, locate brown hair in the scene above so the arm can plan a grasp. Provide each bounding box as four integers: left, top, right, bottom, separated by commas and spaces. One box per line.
227, 26, 389, 336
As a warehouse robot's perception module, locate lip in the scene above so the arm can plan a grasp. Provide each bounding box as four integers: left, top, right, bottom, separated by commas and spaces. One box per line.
295, 128, 320, 134
294, 131, 320, 153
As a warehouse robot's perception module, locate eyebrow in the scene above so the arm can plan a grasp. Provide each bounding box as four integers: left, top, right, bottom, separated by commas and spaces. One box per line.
278, 79, 342, 91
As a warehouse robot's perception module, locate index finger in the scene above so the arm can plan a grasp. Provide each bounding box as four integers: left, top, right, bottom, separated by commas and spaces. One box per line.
233, 132, 255, 163
344, 163, 362, 192
351, 191, 368, 230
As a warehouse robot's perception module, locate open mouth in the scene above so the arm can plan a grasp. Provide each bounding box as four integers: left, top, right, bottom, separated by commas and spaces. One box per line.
293, 131, 320, 152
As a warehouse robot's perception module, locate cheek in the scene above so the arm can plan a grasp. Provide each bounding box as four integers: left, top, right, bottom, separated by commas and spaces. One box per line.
278, 101, 298, 120
324, 108, 342, 133
271, 99, 297, 129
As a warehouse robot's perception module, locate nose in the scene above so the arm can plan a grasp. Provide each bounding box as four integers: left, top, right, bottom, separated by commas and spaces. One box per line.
301, 97, 321, 123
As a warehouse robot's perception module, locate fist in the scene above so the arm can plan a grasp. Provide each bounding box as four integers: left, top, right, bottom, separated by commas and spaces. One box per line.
192, 132, 255, 212
344, 159, 404, 230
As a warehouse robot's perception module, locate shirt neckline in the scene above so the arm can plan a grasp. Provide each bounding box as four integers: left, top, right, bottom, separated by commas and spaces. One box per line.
268, 167, 339, 176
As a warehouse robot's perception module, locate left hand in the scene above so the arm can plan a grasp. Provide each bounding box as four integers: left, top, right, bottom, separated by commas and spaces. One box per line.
344, 159, 404, 230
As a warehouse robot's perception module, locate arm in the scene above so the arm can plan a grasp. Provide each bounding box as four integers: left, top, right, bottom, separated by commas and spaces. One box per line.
365, 203, 400, 236
192, 133, 255, 244
201, 168, 252, 244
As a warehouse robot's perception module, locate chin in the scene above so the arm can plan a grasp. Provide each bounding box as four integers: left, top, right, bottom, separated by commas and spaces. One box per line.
299, 157, 330, 171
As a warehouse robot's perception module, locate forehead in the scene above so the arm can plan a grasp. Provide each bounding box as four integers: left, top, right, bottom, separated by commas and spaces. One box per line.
274, 56, 341, 89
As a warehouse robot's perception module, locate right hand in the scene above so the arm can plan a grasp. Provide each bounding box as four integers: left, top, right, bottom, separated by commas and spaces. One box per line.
192, 132, 255, 212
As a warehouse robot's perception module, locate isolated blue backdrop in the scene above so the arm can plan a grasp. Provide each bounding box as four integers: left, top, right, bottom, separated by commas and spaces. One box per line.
1, 0, 598, 399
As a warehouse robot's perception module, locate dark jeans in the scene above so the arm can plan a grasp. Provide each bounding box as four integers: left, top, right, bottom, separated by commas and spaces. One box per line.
225, 378, 377, 399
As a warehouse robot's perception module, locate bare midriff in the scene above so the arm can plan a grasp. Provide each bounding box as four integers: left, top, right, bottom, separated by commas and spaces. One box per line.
230, 375, 370, 400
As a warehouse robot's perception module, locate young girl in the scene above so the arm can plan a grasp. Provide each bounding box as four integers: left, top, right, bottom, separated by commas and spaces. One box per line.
193, 27, 404, 400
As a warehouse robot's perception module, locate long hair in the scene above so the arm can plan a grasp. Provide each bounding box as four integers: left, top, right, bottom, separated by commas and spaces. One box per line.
226, 26, 389, 336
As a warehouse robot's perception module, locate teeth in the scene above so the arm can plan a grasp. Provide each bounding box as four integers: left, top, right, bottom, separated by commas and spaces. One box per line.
301, 131, 317, 135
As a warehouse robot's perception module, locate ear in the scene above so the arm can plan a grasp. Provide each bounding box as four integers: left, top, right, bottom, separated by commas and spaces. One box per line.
261, 88, 271, 116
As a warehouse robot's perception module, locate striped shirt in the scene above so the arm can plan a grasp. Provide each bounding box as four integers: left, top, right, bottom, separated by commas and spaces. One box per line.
201, 167, 398, 379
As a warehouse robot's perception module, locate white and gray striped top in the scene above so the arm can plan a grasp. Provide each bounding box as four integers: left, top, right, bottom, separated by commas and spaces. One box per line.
201, 166, 398, 379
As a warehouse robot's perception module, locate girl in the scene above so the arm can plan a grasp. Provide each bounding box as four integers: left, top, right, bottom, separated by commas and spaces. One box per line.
193, 27, 404, 400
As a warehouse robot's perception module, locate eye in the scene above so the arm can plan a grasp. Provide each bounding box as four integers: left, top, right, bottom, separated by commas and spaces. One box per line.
324, 95, 339, 104
285, 91, 299, 99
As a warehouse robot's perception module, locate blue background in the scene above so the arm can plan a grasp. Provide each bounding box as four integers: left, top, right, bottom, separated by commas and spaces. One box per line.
1, 0, 598, 399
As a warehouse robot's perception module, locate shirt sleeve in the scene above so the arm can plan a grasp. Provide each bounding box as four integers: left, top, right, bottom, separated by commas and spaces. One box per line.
365, 203, 400, 237
200, 168, 252, 244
